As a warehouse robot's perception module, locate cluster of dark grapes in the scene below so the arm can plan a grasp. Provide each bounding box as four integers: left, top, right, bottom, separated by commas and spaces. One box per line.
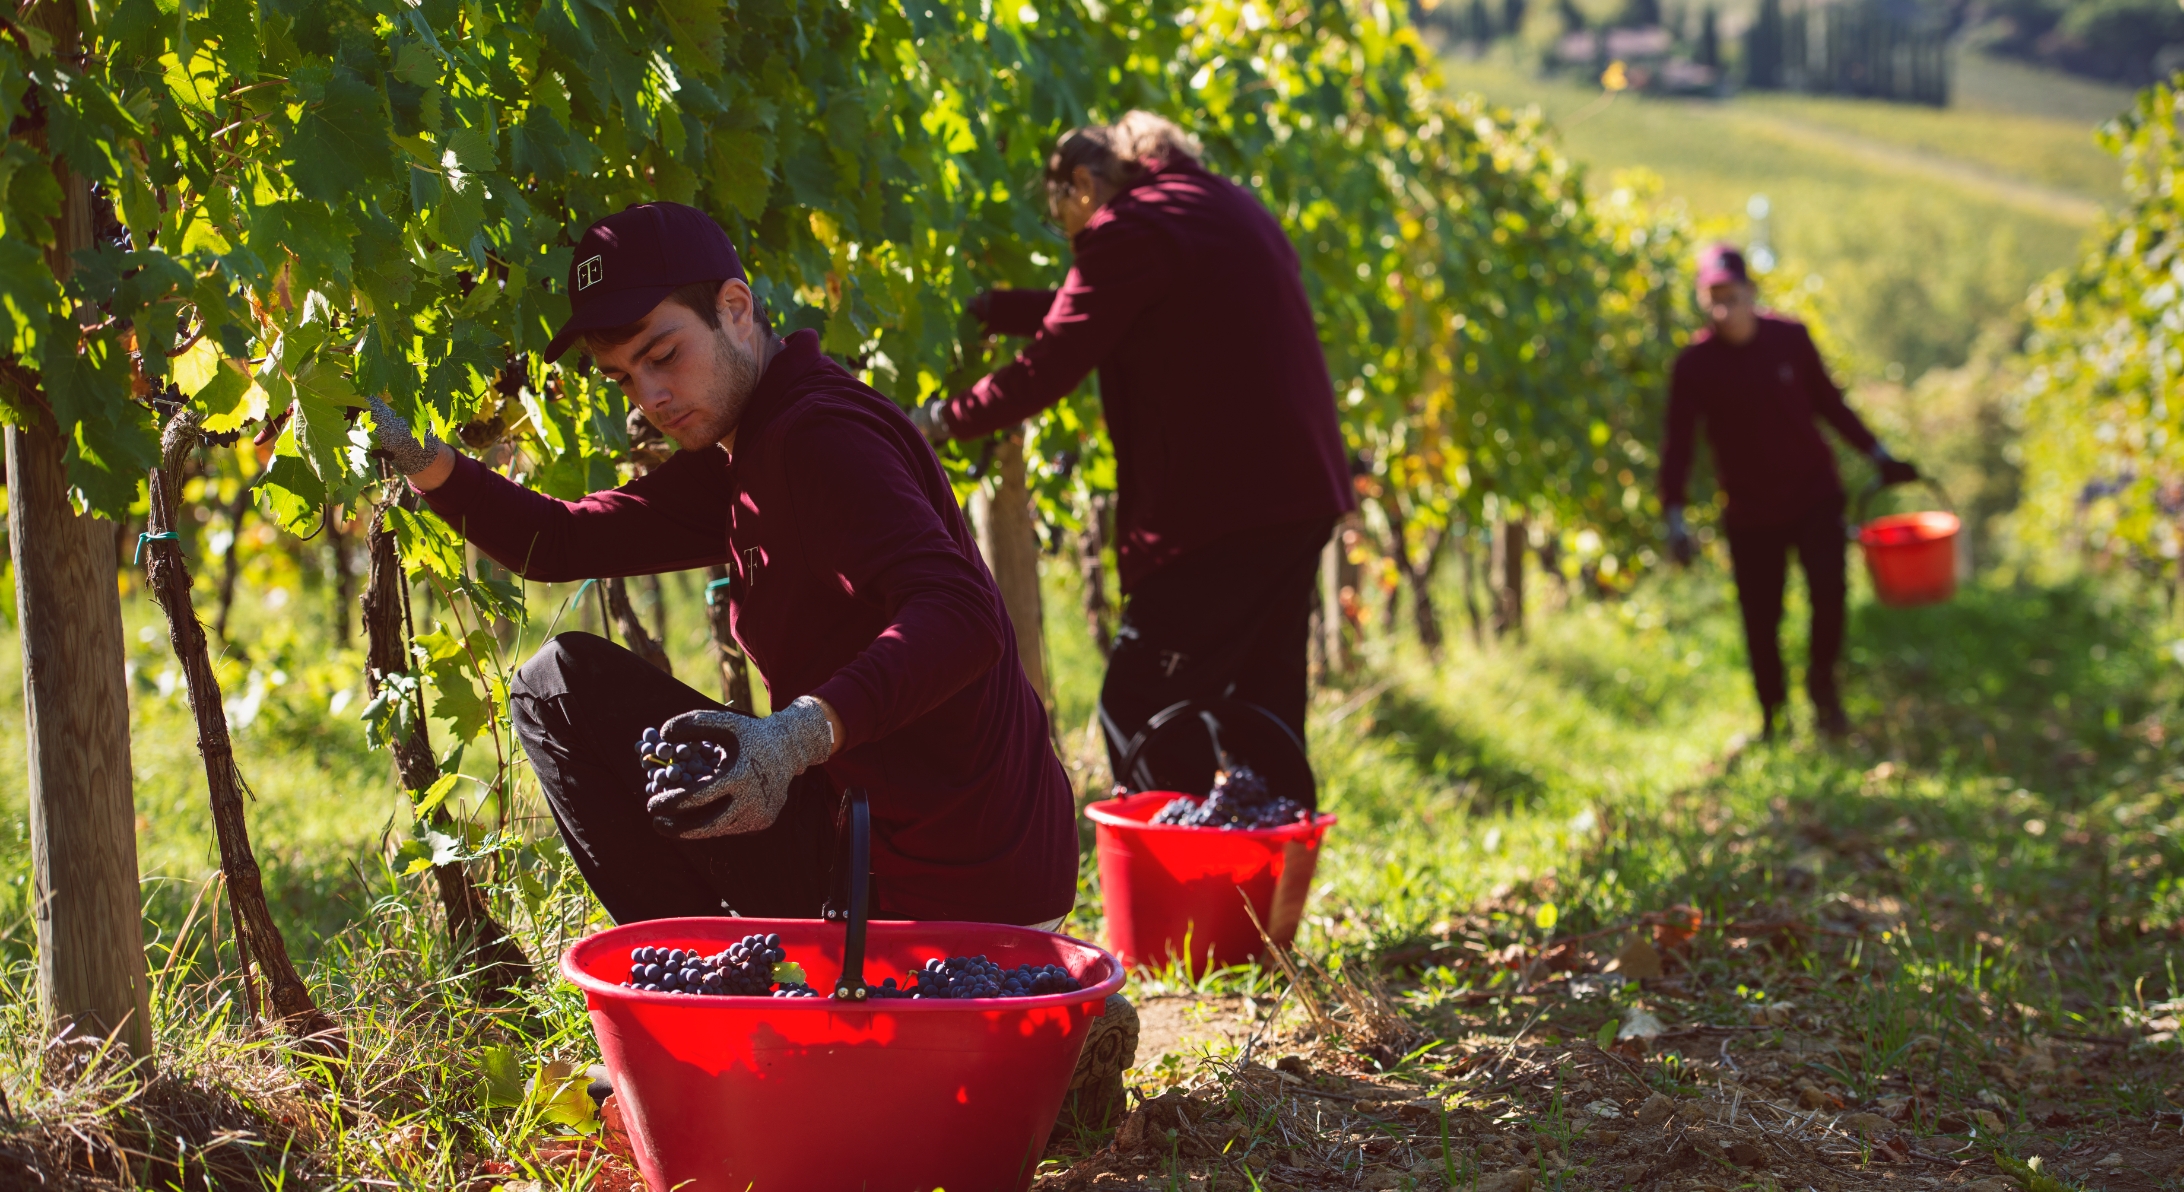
893, 955, 1080, 999
1150, 765, 1310, 830
620, 939, 1079, 1002
636, 726, 730, 797
621, 933, 785, 996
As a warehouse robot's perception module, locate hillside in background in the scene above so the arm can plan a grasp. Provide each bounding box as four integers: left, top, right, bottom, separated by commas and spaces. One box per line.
1443, 48, 2127, 382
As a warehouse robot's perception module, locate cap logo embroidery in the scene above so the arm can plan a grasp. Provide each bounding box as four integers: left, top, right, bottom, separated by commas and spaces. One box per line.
575, 255, 604, 292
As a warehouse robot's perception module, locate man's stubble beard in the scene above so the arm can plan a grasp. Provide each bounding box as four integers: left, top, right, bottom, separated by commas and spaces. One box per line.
684, 328, 761, 450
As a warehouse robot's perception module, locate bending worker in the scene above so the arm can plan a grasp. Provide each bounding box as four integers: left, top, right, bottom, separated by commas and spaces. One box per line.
913, 111, 1353, 784
1658, 243, 1918, 741
367, 201, 1076, 929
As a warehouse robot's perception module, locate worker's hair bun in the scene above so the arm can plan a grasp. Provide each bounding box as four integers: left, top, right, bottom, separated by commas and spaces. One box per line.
1047, 111, 1203, 191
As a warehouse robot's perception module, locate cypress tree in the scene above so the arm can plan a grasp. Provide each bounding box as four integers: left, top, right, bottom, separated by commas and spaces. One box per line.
1698, 6, 1720, 69
1745, 0, 1785, 88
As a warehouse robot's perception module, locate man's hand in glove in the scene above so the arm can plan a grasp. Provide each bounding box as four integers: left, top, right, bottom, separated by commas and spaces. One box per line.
910, 397, 954, 446
1666, 506, 1697, 567
367, 395, 455, 490
1873, 447, 1920, 487
647, 696, 837, 839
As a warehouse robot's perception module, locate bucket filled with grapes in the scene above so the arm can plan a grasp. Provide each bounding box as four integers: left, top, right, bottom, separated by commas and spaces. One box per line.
1086, 768, 1335, 970
1087, 694, 1327, 964
560, 787, 1124, 1192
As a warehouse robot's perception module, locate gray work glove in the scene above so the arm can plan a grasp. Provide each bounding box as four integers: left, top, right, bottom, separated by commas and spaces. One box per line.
646, 696, 835, 839
367, 394, 447, 476
909, 397, 953, 446
1666, 506, 1696, 567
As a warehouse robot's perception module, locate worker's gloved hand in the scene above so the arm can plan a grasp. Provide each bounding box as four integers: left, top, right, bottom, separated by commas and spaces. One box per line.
909, 397, 954, 446
647, 696, 835, 839
1876, 454, 1920, 487
965, 290, 995, 328
1666, 507, 1697, 567
367, 394, 447, 476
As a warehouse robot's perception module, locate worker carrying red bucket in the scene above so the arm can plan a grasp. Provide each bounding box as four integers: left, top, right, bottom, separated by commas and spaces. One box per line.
1657, 243, 1922, 742
364, 202, 1078, 933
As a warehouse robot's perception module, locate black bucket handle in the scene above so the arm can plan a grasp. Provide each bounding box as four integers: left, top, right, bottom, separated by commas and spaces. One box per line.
1852, 476, 1955, 538
821, 788, 872, 1001
1112, 696, 1317, 813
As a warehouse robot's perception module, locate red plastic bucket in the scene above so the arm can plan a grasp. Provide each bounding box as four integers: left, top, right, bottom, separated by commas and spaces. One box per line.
561, 916, 1124, 1192
1858, 510, 1960, 607
1086, 791, 1335, 970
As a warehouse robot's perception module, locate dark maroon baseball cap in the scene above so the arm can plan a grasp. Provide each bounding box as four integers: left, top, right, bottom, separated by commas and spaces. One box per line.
545, 202, 746, 362
1695, 243, 1750, 289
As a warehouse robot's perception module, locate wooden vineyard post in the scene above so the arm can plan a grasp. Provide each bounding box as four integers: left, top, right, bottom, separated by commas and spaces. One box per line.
6, 3, 151, 1060
141, 413, 343, 1055
8, 419, 150, 1064
361, 496, 531, 998
703, 565, 755, 712
1495, 514, 1527, 641
972, 431, 1050, 707
604, 577, 672, 676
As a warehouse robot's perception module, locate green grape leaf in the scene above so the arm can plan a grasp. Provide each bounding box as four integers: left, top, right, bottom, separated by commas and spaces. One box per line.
708, 127, 774, 221
361, 670, 422, 750
412, 772, 461, 819
389, 505, 467, 579
286, 72, 396, 203
479, 1044, 526, 1108
254, 454, 326, 533
290, 358, 357, 486
412, 626, 498, 745
0, 235, 60, 357
655, 0, 726, 60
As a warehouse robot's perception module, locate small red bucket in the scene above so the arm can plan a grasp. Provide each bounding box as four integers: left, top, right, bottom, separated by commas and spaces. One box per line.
1858, 509, 1960, 607
1086, 791, 1335, 971
562, 916, 1124, 1192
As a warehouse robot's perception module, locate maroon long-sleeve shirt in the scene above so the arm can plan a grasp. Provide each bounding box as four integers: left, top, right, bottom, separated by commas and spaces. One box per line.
1658, 314, 1880, 529
943, 156, 1354, 591
421, 330, 1077, 925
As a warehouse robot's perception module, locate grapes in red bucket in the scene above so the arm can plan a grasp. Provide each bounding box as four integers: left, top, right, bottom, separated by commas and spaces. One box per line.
1148, 764, 1310, 829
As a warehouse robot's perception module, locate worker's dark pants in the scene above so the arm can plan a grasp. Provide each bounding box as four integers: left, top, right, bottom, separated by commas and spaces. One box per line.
508, 632, 840, 925
1099, 516, 1335, 783
1724, 496, 1848, 718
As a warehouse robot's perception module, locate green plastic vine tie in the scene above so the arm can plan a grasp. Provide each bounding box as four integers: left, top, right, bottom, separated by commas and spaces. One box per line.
705, 576, 734, 606
134, 531, 180, 565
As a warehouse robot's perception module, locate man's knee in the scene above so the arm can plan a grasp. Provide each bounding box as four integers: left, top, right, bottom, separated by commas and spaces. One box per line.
512, 631, 612, 700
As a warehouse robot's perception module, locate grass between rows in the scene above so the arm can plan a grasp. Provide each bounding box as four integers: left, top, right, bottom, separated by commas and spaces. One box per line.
0, 554, 2174, 1188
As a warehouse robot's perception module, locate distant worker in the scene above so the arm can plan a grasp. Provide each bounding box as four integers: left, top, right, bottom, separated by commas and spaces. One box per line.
913, 112, 1354, 781
1658, 244, 1918, 741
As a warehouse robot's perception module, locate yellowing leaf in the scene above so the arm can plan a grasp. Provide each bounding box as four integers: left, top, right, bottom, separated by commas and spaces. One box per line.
413, 772, 461, 818
169, 337, 222, 396
1534, 902, 1557, 932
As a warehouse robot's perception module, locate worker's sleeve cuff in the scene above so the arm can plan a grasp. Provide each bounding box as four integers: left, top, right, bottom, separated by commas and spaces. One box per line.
810, 675, 876, 753
416, 452, 488, 519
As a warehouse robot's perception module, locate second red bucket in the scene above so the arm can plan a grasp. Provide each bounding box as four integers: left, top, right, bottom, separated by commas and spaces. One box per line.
1855, 478, 1960, 607
1087, 791, 1335, 970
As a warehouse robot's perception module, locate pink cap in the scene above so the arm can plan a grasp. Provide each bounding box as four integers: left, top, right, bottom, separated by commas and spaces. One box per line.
1695, 243, 1750, 289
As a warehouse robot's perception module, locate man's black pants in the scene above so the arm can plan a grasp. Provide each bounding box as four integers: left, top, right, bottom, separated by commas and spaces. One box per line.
1099, 517, 1334, 784
509, 632, 840, 925
1724, 496, 1847, 718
